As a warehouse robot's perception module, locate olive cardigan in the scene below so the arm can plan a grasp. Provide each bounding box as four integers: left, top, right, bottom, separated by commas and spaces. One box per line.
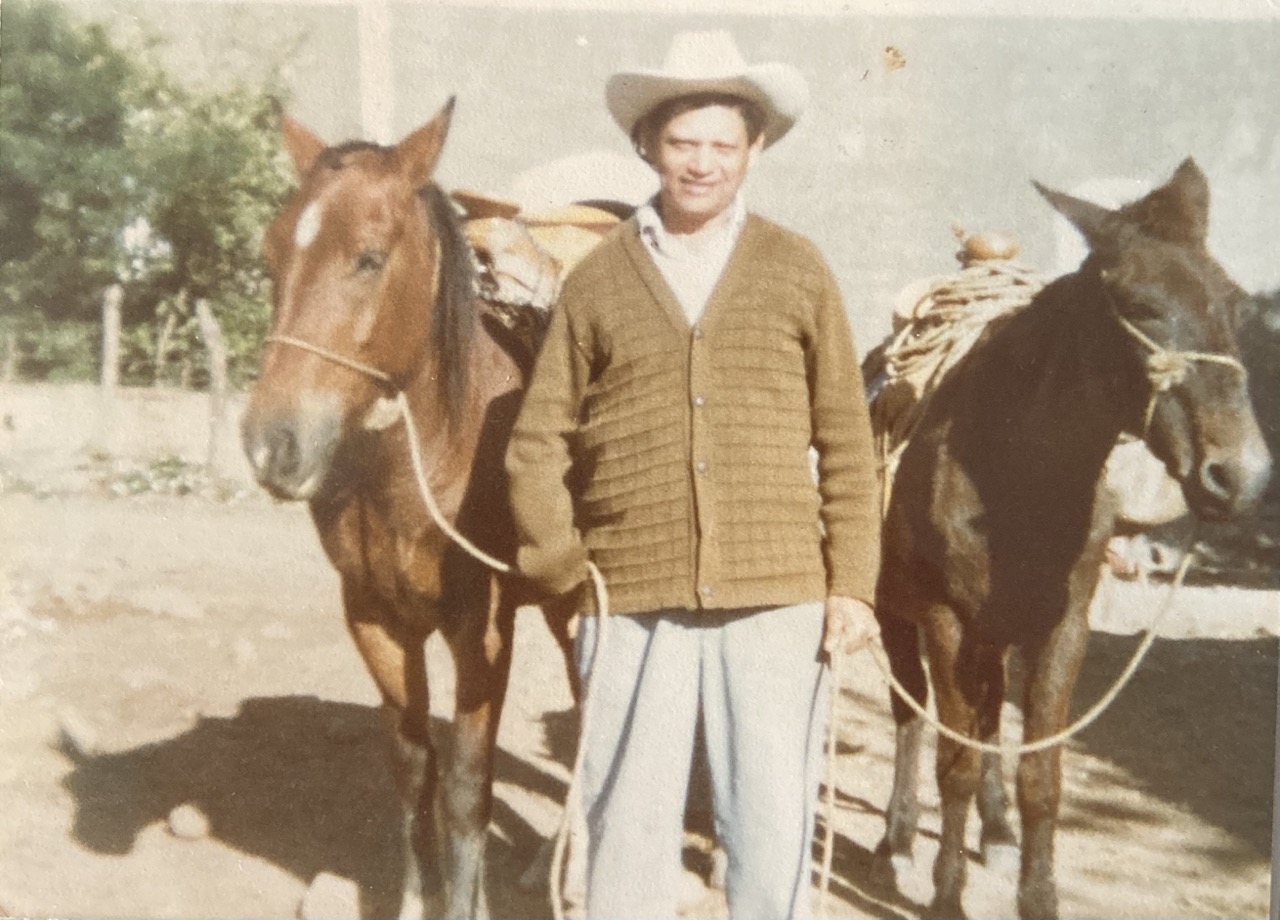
504, 213, 881, 615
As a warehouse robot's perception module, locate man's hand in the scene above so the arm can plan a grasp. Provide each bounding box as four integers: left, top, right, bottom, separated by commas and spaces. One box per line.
822, 595, 879, 658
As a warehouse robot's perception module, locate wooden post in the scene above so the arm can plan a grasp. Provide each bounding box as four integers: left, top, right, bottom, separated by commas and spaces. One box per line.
95, 283, 124, 455
194, 298, 228, 473
154, 310, 177, 387
101, 283, 122, 393
2, 328, 18, 383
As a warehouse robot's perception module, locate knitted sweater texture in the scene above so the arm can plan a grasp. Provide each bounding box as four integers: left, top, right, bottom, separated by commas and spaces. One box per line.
505, 213, 881, 615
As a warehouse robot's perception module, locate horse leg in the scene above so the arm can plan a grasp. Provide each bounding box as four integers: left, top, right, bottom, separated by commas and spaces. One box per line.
871, 606, 928, 888
922, 607, 986, 920
1015, 612, 1089, 920
976, 649, 1018, 876
346, 602, 438, 920
438, 582, 515, 919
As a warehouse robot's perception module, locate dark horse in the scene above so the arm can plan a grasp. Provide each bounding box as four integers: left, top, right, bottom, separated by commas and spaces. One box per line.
242, 101, 567, 918
870, 159, 1271, 919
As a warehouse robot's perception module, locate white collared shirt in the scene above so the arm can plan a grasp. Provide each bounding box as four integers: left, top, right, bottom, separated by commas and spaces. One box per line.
635, 194, 747, 325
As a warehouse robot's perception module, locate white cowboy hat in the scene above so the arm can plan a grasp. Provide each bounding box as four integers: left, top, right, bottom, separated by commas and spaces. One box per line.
606, 30, 808, 150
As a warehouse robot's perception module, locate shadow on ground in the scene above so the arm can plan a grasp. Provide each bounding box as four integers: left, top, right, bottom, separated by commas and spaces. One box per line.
1070, 634, 1277, 857
58, 695, 566, 919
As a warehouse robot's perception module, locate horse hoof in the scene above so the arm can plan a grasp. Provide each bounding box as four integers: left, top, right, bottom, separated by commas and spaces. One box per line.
982, 842, 1020, 878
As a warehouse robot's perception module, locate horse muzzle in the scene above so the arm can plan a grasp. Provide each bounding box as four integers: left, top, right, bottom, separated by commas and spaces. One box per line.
1182, 427, 1272, 522
241, 394, 345, 502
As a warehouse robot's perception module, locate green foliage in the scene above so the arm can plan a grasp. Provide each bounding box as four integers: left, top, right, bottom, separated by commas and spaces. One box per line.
129, 81, 292, 387
0, 0, 139, 323
12, 320, 98, 382
0, 0, 295, 387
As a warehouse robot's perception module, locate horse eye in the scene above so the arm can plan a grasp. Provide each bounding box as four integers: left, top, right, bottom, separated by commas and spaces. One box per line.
356, 251, 386, 275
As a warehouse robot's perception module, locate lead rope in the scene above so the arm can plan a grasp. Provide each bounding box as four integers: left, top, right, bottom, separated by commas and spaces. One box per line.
886, 535, 1194, 756
814, 288, 1242, 913
397, 392, 605, 920
813, 538, 1198, 920
818, 653, 843, 916
262, 334, 605, 920
268, 320, 1214, 912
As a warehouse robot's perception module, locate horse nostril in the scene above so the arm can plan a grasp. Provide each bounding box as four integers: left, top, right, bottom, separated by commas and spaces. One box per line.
1198, 459, 1235, 504
269, 426, 301, 479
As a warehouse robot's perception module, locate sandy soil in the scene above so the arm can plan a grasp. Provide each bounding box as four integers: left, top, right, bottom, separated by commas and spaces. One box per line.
0, 488, 1274, 920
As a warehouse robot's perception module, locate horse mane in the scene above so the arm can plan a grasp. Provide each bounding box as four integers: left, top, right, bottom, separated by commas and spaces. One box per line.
420, 182, 478, 427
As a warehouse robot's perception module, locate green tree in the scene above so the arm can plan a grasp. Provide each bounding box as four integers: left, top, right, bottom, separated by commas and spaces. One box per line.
1, 0, 295, 387
0, 0, 145, 377
125, 79, 293, 387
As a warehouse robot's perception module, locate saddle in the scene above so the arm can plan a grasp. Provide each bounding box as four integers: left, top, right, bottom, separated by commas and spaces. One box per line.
453, 190, 628, 365
866, 228, 1045, 493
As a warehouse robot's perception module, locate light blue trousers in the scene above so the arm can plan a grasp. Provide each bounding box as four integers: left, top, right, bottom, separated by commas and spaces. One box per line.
574, 602, 830, 919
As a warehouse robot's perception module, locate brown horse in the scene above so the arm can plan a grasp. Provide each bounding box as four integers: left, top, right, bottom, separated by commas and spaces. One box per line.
869, 159, 1271, 919
241, 100, 565, 919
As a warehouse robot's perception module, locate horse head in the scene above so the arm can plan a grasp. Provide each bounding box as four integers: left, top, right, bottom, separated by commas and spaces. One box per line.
243, 99, 474, 502
1036, 159, 1271, 521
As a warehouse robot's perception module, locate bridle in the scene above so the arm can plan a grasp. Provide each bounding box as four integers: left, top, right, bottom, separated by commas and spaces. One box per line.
260, 229, 448, 410
264, 333, 395, 388
1105, 291, 1248, 437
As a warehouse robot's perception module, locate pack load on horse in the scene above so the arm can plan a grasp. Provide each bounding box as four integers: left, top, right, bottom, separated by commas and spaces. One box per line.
452, 187, 629, 363
863, 225, 1046, 501
862, 159, 1270, 920
240, 100, 620, 920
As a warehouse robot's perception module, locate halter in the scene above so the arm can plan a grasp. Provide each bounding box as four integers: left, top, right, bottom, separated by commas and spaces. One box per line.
260, 231, 449, 405
1107, 299, 1247, 437
264, 334, 395, 387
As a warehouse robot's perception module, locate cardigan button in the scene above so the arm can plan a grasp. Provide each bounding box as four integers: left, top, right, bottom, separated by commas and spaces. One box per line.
696, 460, 709, 474
699, 584, 714, 598
692, 325, 705, 340
693, 394, 706, 407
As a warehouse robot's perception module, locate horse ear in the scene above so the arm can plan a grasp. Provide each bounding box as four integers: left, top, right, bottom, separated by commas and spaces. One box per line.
397, 97, 456, 190
1118, 157, 1210, 246
280, 114, 328, 178
1033, 181, 1121, 253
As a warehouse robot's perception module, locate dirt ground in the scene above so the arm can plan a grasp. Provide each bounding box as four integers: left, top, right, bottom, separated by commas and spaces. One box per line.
0, 485, 1274, 920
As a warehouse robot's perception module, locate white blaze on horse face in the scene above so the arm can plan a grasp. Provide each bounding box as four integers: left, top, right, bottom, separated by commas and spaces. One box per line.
294, 200, 323, 250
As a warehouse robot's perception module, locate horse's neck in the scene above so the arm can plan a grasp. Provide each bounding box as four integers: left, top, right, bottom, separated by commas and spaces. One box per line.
387, 314, 520, 501
973, 273, 1136, 478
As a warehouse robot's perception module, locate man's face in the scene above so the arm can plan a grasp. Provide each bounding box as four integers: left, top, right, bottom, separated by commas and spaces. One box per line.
652, 104, 762, 234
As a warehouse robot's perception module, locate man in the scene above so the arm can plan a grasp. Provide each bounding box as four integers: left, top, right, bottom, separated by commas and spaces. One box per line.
505, 30, 882, 919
